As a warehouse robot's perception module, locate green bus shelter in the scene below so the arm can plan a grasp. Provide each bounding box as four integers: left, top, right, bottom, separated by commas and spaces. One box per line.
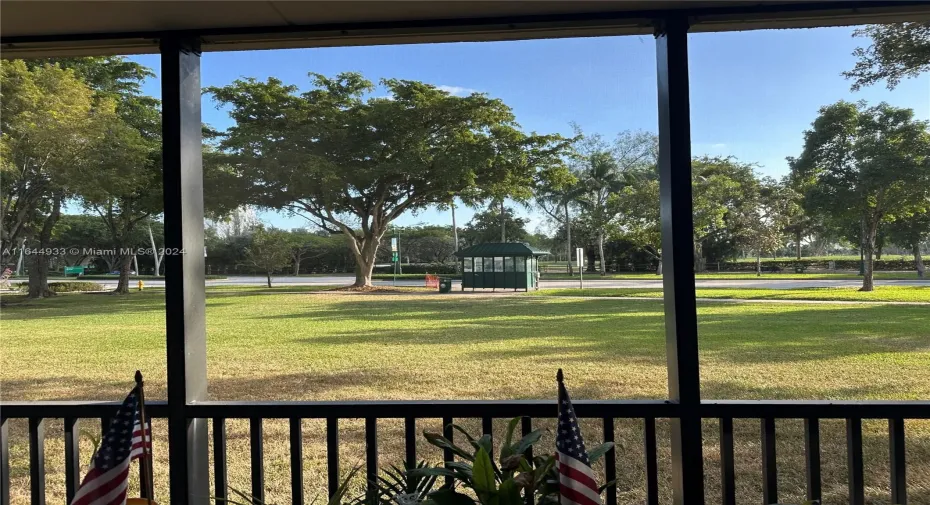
454, 243, 549, 292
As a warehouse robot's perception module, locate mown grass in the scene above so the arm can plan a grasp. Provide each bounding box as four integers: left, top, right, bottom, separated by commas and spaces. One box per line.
1, 292, 928, 504
539, 271, 925, 281
538, 286, 930, 303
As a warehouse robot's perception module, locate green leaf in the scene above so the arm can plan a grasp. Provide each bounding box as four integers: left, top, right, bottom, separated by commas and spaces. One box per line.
504, 417, 521, 449
511, 429, 543, 456
424, 431, 476, 461
445, 461, 475, 479
587, 442, 615, 463
476, 434, 493, 455
498, 479, 522, 505
473, 447, 497, 494
428, 488, 476, 505
408, 467, 460, 479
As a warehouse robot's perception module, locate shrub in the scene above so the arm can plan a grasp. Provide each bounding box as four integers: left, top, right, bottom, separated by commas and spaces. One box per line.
373, 263, 457, 274
16, 281, 104, 293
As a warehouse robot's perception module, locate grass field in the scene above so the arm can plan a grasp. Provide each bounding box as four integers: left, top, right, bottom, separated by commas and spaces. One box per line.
539, 286, 930, 303
2, 291, 929, 504
539, 271, 925, 281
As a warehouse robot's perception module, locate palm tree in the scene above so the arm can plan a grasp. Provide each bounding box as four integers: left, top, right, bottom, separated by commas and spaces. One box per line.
578, 151, 639, 276
536, 175, 583, 275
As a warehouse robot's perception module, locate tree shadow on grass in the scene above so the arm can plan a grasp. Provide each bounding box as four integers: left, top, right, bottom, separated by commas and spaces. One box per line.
266, 296, 929, 366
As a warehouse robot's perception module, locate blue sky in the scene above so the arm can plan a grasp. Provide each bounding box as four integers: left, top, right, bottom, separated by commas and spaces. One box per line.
132, 26, 929, 232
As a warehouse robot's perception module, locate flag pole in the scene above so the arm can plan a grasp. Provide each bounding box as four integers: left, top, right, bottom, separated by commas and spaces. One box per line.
135, 370, 155, 505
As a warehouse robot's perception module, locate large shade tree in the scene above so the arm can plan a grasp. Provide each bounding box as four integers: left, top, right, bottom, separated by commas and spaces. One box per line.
208, 73, 569, 286
0, 61, 118, 297
790, 101, 930, 291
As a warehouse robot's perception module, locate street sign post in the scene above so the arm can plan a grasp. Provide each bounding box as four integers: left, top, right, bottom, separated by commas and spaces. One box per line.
576, 247, 584, 290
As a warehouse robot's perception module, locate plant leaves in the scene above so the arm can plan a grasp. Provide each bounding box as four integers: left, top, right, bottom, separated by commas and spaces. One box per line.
498, 478, 523, 505
424, 431, 476, 461
587, 442, 614, 464
473, 447, 497, 494
428, 488, 476, 505
504, 417, 521, 449
476, 434, 493, 455
510, 429, 543, 456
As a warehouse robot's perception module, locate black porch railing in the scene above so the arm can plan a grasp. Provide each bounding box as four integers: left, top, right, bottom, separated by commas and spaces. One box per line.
2, 399, 927, 505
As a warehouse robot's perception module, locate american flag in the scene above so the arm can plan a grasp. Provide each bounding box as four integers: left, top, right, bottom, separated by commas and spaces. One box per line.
70, 387, 152, 505
556, 369, 601, 505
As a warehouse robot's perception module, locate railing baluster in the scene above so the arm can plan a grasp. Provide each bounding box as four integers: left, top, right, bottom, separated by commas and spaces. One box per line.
761, 417, 777, 505
847, 418, 864, 505
365, 417, 378, 503
326, 418, 340, 499
804, 418, 821, 503
405, 417, 416, 468
1, 417, 9, 505
442, 417, 454, 487
101, 416, 110, 438
643, 418, 658, 505
522, 417, 533, 505
250, 418, 264, 505
405, 417, 417, 489
719, 418, 735, 505
482, 417, 493, 440
29, 418, 46, 505
889, 418, 907, 505
290, 418, 303, 505
213, 418, 227, 504
602, 417, 616, 505
65, 418, 80, 503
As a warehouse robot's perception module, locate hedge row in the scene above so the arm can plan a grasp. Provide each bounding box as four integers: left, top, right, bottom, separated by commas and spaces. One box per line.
373, 264, 457, 274
15, 281, 105, 293
719, 258, 916, 272
76, 274, 228, 280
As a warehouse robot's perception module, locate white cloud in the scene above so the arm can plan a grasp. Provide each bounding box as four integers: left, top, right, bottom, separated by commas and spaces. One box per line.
711, 143, 727, 149
436, 85, 479, 96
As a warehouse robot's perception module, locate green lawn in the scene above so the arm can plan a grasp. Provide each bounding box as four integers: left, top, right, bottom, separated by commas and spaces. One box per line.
538, 286, 930, 303
539, 271, 925, 281
2, 291, 928, 504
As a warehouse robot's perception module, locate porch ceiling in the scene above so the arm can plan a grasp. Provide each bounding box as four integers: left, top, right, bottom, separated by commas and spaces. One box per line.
3, 1, 930, 58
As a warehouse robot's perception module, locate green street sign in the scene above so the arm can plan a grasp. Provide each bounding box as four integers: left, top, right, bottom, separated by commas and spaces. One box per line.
392, 252, 399, 262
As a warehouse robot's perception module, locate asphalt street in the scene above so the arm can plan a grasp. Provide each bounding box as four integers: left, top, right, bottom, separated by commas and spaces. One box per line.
89, 275, 928, 290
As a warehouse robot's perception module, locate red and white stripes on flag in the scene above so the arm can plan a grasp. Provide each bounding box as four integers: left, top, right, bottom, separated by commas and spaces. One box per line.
70, 387, 151, 505
556, 369, 601, 505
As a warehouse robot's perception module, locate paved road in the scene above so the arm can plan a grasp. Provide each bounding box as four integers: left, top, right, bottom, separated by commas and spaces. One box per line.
90, 275, 928, 290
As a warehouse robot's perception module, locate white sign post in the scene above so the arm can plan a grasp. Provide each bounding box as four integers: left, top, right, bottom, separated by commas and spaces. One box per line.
576, 247, 584, 290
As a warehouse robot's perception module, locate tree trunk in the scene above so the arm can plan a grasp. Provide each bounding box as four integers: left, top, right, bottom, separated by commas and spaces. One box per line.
656, 258, 663, 275
500, 200, 506, 242
345, 229, 383, 288
148, 226, 162, 276
914, 243, 925, 278
114, 254, 133, 294
795, 229, 802, 260
597, 231, 606, 276
876, 247, 883, 260
293, 257, 301, 276
133, 255, 139, 276
451, 202, 460, 274
756, 253, 762, 277
860, 219, 877, 292
266, 271, 272, 288
565, 203, 573, 276
27, 195, 62, 299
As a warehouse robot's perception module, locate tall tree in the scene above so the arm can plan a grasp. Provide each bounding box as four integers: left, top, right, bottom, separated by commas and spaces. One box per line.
462, 207, 531, 247
573, 129, 656, 275
614, 178, 662, 274
733, 177, 791, 276
790, 101, 930, 291
690, 157, 759, 272
245, 226, 294, 287
536, 174, 582, 276
844, 22, 930, 90
886, 210, 930, 278
208, 73, 569, 286
1, 61, 116, 297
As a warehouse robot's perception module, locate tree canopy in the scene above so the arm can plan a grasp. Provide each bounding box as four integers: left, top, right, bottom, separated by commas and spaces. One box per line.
207, 72, 570, 286
789, 100, 930, 290
844, 22, 930, 90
